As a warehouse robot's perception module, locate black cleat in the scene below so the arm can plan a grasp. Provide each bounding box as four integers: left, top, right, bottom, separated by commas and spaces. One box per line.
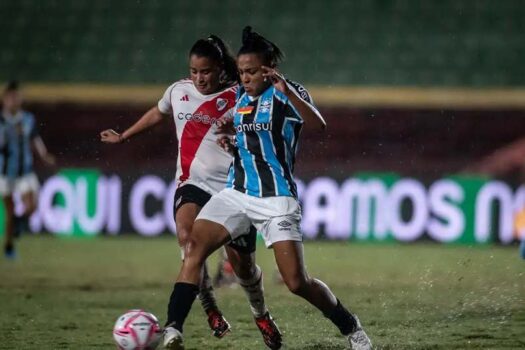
255, 312, 282, 349
207, 309, 231, 338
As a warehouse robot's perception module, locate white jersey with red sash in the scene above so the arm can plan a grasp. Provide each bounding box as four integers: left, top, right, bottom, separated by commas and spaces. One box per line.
158, 79, 237, 195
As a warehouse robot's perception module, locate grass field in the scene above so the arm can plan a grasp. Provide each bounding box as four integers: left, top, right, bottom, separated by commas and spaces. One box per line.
0, 236, 524, 350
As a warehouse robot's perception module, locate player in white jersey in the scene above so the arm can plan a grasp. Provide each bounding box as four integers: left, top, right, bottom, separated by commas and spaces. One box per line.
100, 35, 281, 348
163, 27, 372, 350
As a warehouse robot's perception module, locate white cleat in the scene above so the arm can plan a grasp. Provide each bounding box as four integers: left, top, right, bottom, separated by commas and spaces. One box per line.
347, 317, 372, 350
163, 326, 184, 350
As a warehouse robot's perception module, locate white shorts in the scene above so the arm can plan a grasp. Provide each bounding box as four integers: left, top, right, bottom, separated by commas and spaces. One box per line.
0, 173, 40, 197
197, 188, 302, 248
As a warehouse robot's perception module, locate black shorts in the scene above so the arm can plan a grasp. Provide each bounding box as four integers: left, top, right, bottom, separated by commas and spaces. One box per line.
174, 184, 256, 254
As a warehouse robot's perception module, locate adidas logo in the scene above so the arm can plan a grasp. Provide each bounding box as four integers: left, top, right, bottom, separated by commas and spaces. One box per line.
180, 95, 189, 101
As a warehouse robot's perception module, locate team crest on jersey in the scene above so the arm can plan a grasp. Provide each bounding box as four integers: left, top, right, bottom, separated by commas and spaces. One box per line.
259, 98, 272, 113
216, 98, 228, 111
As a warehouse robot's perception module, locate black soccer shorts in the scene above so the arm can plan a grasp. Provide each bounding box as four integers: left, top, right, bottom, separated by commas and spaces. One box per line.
174, 184, 256, 254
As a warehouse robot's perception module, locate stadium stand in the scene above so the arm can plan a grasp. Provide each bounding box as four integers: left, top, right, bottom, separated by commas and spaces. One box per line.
0, 0, 523, 86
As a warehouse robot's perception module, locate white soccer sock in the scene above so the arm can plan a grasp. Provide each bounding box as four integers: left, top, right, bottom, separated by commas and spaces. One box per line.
239, 265, 268, 318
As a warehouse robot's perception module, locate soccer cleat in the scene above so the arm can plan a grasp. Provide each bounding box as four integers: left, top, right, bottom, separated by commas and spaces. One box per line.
255, 312, 282, 349
207, 309, 231, 338
163, 326, 184, 350
347, 317, 372, 350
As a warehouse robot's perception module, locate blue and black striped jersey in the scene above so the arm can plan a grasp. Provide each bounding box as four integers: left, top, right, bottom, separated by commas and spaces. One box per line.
0, 110, 39, 178
226, 80, 316, 198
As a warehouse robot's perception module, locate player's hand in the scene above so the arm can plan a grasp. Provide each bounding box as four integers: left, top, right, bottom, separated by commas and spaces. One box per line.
215, 117, 235, 135
261, 66, 289, 95
43, 153, 56, 166
100, 129, 122, 144
216, 135, 235, 154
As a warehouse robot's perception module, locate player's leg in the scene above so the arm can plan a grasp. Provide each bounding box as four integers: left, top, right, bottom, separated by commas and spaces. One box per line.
225, 233, 283, 350
272, 240, 371, 349
164, 189, 250, 349
14, 174, 39, 236
15, 189, 36, 235
212, 247, 237, 288
3, 195, 15, 259
174, 191, 230, 338
250, 195, 371, 349
164, 219, 231, 349
20, 190, 37, 215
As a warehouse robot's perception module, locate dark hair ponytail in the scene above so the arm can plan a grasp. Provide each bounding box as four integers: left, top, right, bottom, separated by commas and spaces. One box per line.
238, 26, 284, 67
189, 35, 239, 84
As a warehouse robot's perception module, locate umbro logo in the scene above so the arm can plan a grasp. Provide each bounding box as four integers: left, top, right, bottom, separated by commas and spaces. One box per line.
278, 220, 292, 228
180, 95, 189, 101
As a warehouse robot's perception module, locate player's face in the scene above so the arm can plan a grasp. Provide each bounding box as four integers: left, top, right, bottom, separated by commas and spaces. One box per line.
189, 55, 222, 95
2, 91, 22, 114
237, 53, 271, 97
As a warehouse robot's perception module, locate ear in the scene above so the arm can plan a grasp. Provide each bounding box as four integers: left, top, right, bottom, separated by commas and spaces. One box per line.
219, 69, 228, 84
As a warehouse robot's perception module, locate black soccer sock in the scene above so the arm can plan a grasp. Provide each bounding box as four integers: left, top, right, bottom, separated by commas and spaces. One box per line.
13, 215, 26, 238
166, 282, 200, 332
324, 299, 358, 335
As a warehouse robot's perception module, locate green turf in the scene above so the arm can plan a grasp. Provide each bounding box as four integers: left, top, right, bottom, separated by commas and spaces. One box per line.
0, 236, 524, 349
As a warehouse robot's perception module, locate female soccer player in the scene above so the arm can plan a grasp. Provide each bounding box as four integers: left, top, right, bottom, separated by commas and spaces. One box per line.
1, 81, 56, 259
163, 27, 372, 350
100, 35, 280, 347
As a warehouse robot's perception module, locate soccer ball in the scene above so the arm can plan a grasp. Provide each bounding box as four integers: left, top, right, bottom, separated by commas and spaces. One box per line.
113, 309, 163, 350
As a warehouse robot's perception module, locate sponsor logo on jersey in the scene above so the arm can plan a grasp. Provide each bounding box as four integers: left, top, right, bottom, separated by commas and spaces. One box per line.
216, 98, 228, 111
177, 112, 219, 125
237, 106, 254, 115
180, 95, 189, 101
235, 122, 272, 133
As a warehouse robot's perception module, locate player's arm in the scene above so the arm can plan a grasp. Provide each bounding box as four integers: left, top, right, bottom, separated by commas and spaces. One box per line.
100, 106, 168, 143
261, 66, 326, 131
29, 116, 56, 166
32, 136, 56, 166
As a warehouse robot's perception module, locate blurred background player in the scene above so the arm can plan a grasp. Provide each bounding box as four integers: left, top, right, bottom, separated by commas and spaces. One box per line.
1, 81, 55, 259
100, 35, 281, 346
163, 26, 372, 350
463, 138, 525, 259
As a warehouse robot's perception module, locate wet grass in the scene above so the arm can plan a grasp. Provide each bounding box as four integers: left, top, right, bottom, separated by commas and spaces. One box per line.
0, 236, 523, 349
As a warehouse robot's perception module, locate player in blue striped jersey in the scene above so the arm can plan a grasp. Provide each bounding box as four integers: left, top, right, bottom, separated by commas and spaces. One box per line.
1, 81, 55, 259
226, 77, 307, 198
163, 27, 372, 350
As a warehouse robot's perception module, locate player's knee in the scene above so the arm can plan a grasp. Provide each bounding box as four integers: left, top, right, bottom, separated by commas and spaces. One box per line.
229, 253, 255, 280
183, 239, 207, 267
233, 261, 254, 280
176, 227, 191, 247
284, 275, 309, 296
25, 201, 37, 215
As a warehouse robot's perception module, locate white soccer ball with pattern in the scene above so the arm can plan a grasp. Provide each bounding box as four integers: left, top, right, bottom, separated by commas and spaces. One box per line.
112, 310, 162, 350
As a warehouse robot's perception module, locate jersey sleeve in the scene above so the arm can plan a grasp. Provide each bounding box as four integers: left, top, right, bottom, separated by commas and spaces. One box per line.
158, 83, 176, 115
285, 80, 317, 122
